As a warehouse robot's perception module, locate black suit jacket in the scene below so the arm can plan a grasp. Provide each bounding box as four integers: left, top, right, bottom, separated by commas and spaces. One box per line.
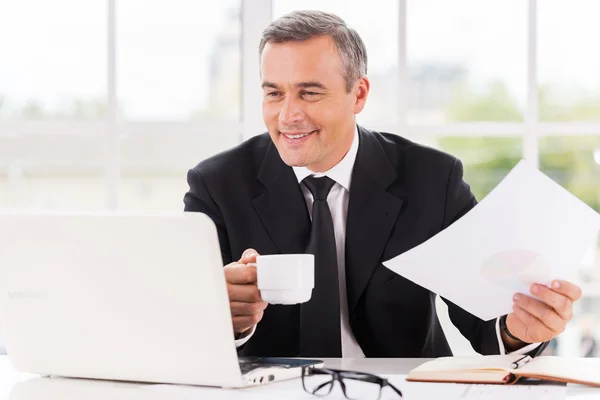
184, 126, 539, 357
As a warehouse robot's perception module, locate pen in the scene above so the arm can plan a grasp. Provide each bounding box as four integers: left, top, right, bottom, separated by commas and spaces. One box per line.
511, 355, 532, 369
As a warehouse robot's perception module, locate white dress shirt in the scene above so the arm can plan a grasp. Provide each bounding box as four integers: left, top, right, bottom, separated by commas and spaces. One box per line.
236, 125, 540, 357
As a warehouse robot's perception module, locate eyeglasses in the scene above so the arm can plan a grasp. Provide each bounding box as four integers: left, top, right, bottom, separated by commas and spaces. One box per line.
301, 366, 403, 399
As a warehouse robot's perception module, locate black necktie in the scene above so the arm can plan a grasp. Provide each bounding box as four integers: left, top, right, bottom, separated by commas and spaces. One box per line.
299, 176, 342, 357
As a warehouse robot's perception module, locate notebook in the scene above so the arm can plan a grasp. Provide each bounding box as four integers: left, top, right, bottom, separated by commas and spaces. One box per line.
406, 354, 600, 387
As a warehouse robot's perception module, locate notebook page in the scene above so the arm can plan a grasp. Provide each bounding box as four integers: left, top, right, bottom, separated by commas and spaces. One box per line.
516, 356, 600, 386
412, 355, 524, 373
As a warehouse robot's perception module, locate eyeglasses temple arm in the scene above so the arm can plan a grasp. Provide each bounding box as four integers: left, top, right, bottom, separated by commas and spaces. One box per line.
386, 381, 403, 398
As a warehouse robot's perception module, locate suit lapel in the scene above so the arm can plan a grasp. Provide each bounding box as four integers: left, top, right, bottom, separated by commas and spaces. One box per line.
345, 127, 405, 313
252, 142, 311, 254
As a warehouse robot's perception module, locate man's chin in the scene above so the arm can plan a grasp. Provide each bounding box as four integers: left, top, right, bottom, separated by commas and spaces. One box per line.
281, 157, 309, 168
276, 150, 308, 167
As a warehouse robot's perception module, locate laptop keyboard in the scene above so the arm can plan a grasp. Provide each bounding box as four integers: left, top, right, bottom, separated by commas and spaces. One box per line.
238, 357, 318, 376
239, 362, 265, 374
238, 357, 291, 375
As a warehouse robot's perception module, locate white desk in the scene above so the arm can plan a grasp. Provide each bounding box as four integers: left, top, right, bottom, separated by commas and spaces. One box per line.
0, 356, 598, 399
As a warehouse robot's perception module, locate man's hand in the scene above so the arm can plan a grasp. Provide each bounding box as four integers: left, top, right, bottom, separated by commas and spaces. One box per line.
503, 279, 582, 348
224, 248, 268, 335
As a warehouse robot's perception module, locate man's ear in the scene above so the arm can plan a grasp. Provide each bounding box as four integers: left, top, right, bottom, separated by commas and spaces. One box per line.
353, 76, 370, 114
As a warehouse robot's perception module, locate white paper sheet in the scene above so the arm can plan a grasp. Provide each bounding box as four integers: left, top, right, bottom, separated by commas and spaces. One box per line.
382, 159, 600, 321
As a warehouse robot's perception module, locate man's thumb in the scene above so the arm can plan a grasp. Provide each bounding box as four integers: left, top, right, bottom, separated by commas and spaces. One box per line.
239, 248, 259, 264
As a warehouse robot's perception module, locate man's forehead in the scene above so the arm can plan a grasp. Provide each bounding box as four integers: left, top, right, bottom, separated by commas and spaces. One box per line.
261, 38, 341, 69
262, 36, 338, 54
260, 42, 345, 87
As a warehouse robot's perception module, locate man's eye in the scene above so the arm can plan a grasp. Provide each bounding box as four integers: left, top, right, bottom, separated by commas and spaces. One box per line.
304, 91, 320, 96
267, 91, 281, 97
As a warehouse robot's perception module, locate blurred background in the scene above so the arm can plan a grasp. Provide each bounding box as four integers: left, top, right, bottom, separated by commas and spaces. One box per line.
0, 0, 598, 357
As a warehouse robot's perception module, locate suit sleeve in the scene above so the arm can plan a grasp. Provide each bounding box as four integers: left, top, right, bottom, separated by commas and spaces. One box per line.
184, 168, 233, 265
440, 159, 547, 356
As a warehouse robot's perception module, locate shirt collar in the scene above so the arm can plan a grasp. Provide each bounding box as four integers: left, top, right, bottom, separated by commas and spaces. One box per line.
292, 125, 359, 192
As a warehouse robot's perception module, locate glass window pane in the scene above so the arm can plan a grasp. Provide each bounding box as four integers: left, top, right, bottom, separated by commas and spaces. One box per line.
0, 1, 106, 119
431, 137, 523, 201
117, 0, 241, 121
118, 128, 240, 210
0, 133, 106, 209
271, 0, 399, 126
539, 136, 600, 357
408, 0, 526, 123
0, 1, 107, 212
539, 1, 600, 121
540, 137, 600, 211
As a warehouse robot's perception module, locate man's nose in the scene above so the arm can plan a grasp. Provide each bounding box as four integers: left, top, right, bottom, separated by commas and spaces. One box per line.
278, 97, 305, 126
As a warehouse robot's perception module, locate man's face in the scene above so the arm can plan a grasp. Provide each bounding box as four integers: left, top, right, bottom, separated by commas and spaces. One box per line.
260, 35, 369, 172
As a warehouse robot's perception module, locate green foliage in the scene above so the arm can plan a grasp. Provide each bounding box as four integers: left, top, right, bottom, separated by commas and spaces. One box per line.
440, 83, 600, 212
447, 81, 523, 122
539, 136, 600, 211
539, 85, 600, 122
437, 136, 522, 201
0, 95, 109, 119
20, 100, 45, 119
61, 99, 109, 119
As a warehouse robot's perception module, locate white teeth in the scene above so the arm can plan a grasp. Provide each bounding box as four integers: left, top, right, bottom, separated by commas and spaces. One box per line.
285, 132, 312, 139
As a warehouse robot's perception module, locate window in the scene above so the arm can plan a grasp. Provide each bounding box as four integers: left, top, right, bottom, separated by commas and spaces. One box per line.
117, 0, 241, 121
408, 0, 526, 124
434, 137, 523, 201
0, 1, 106, 120
0, 0, 106, 210
539, 0, 600, 121
116, 0, 242, 210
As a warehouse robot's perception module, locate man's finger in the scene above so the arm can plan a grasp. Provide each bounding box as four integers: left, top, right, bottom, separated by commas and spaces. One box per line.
506, 313, 528, 338
225, 264, 258, 285
530, 284, 573, 321
230, 301, 268, 317
233, 313, 263, 333
238, 248, 259, 264
512, 304, 553, 343
548, 280, 582, 302
514, 293, 564, 333
227, 282, 263, 302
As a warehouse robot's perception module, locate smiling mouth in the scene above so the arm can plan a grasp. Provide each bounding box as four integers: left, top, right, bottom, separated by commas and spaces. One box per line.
281, 130, 318, 140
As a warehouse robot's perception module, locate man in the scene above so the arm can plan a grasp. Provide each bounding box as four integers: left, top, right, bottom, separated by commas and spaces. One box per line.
184, 10, 581, 358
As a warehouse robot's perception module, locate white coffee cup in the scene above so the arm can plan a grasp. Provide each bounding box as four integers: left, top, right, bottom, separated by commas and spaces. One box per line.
255, 254, 314, 304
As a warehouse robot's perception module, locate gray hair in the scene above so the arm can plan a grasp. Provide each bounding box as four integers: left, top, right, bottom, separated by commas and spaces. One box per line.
258, 10, 368, 93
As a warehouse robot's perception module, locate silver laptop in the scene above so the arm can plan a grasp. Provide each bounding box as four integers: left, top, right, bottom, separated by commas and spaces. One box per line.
0, 210, 322, 388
